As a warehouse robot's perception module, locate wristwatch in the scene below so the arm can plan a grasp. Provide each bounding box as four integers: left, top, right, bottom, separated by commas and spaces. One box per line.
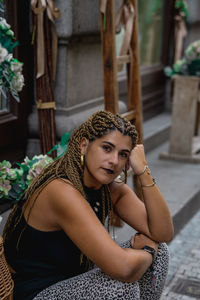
141, 246, 157, 262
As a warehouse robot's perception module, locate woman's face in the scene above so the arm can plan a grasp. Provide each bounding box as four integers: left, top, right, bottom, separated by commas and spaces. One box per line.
80, 130, 132, 189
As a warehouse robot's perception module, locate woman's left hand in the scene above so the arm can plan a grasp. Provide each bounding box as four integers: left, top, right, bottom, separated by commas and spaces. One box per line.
130, 233, 158, 253
129, 144, 147, 175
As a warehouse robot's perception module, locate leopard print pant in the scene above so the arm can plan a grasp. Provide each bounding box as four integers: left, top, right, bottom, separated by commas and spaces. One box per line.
33, 242, 169, 300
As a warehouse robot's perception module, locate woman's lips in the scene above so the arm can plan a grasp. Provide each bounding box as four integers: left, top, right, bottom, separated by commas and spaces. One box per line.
102, 168, 114, 174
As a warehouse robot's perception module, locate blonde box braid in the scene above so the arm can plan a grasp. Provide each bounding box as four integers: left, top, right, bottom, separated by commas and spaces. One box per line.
3, 110, 138, 260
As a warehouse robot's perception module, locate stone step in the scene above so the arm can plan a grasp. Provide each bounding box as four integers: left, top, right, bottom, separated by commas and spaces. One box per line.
143, 112, 171, 153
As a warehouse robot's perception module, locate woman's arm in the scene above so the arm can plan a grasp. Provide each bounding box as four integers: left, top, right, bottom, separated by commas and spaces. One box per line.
111, 144, 174, 243
47, 180, 157, 282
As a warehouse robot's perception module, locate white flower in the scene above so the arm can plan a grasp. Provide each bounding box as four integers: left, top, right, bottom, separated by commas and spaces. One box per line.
10, 60, 23, 73
0, 17, 10, 29
5, 53, 13, 62
32, 154, 49, 160
11, 73, 24, 92
0, 44, 8, 63
23, 156, 31, 165
0, 16, 24, 99
26, 155, 53, 185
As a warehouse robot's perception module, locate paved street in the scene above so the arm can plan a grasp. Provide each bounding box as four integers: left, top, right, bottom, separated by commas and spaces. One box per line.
161, 210, 200, 299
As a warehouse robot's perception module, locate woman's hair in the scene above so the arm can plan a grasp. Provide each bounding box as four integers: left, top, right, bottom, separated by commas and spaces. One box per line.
3, 110, 138, 245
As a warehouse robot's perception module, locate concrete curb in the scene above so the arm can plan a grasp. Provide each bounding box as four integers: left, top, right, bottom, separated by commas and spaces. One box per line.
172, 189, 200, 236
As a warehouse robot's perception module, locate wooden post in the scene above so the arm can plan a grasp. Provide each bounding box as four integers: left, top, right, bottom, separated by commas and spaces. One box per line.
100, 0, 144, 224
100, 0, 119, 113
125, 0, 143, 198
128, 0, 143, 143
100, 0, 121, 226
33, 11, 57, 158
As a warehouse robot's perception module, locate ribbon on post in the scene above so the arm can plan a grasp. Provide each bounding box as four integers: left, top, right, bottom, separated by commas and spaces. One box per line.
115, 0, 135, 72
99, 0, 108, 30
37, 99, 56, 109
31, 0, 61, 79
174, 12, 187, 63
100, 0, 107, 14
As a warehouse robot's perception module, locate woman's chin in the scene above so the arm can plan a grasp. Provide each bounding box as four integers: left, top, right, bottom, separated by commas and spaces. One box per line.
100, 176, 116, 185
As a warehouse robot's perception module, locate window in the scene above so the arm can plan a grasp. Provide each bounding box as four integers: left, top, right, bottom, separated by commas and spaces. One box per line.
138, 0, 164, 67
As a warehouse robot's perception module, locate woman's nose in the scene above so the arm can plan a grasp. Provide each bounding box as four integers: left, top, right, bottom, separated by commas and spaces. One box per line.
109, 152, 119, 165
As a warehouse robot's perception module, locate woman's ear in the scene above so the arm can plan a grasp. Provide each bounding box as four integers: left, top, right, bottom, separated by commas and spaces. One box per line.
80, 137, 89, 155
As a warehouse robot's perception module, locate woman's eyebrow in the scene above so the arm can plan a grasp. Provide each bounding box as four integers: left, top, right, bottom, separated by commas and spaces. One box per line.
101, 141, 130, 153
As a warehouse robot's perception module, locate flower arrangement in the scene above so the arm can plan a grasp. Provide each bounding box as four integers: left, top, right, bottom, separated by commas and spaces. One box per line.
0, 155, 54, 203
0, 131, 71, 204
165, 40, 200, 78
0, 0, 24, 102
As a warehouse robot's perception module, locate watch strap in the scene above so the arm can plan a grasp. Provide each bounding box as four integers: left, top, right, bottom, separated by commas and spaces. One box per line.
141, 245, 157, 262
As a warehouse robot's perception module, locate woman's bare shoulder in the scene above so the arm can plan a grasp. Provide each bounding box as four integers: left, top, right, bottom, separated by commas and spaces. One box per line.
46, 178, 90, 214
23, 178, 84, 231
45, 178, 81, 197
46, 178, 84, 205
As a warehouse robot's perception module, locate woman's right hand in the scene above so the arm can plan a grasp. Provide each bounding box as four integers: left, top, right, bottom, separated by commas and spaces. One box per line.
130, 233, 158, 253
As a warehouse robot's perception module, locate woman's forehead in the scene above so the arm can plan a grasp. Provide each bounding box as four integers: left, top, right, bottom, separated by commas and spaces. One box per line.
96, 130, 132, 148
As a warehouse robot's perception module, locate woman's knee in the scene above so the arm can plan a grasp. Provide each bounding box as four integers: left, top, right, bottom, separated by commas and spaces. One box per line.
152, 242, 170, 284
157, 243, 170, 265
87, 268, 140, 300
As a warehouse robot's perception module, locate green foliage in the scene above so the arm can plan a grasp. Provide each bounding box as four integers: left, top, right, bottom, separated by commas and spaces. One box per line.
164, 40, 200, 78
175, 0, 189, 19
0, 23, 18, 53
47, 131, 71, 158
0, 131, 71, 204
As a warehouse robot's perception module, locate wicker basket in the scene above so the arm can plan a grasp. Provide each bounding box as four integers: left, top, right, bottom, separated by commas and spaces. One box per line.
0, 236, 14, 300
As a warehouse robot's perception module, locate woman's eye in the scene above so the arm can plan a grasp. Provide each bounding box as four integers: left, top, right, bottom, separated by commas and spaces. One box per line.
120, 152, 128, 158
103, 145, 111, 152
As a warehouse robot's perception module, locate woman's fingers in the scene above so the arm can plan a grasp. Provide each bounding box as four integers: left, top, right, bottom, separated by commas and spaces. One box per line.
130, 233, 158, 252
129, 144, 147, 174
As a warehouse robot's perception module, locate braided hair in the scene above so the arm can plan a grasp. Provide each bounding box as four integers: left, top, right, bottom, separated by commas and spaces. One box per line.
3, 111, 138, 247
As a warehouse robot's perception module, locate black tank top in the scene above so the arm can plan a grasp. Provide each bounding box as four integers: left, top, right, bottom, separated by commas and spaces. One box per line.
4, 184, 109, 300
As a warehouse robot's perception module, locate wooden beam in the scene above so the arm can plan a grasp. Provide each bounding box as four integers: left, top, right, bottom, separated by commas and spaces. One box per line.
100, 0, 118, 113
121, 109, 136, 121
128, 0, 143, 144
117, 54, 131, 65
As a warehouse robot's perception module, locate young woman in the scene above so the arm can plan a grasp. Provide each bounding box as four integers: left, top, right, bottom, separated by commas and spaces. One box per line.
3, 110, 174, 300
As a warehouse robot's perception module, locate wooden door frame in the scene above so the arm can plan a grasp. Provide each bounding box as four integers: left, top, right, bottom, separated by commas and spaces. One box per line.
0, 0, 34, 162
